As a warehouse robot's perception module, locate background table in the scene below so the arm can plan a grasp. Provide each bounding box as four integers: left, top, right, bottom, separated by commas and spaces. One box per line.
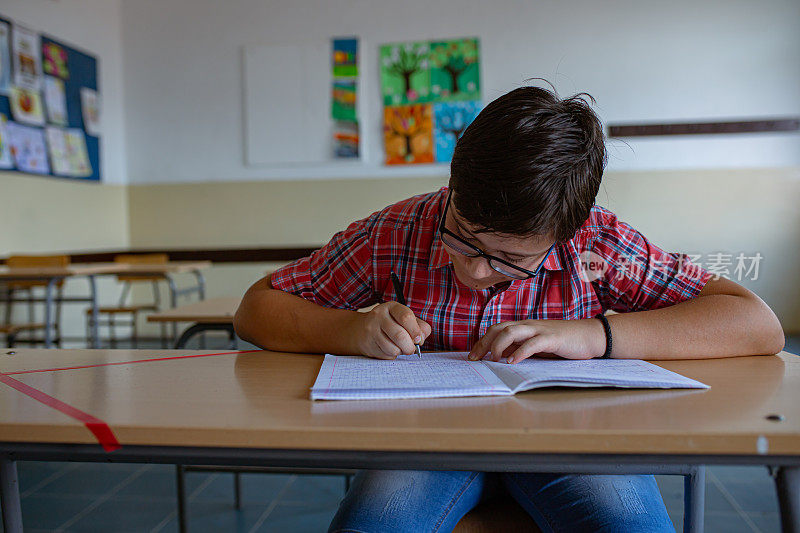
0, 261, 210, 348
147, 296, 239, 348
1, 349, 798, 531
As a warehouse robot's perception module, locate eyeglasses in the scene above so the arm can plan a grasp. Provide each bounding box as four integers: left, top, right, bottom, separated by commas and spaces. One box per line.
438, 190, 553, 280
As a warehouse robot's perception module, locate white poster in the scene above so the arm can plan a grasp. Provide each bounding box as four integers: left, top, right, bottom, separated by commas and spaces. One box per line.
12, 25, 41, 90
44, 76, 67, 125
0, 114, 13, 169
0, 21, 11, 94
80, 87, 100, 136
6, 121, 50, 174
45, 126, 71, 175
10, 86, 45, 126
64, 127, 91, 177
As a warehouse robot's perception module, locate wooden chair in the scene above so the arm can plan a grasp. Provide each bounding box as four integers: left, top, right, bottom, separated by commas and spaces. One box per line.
3, 255, 70, 347
454, 496, 541, 532
85, 254, 168, 348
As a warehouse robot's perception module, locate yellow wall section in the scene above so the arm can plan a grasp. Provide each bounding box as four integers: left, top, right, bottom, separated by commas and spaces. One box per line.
3, 169, 798, 337
128, 169, 800, 333
0, 171, 130, 255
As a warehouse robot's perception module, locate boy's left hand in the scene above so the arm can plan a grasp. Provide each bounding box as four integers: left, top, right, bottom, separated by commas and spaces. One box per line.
468, 319, 606, 364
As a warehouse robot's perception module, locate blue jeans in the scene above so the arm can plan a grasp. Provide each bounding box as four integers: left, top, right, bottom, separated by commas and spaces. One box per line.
329, 470, 674, 532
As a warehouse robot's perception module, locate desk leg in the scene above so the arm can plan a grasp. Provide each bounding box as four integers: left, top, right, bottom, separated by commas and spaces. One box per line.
193, 271, 206, 348
88, 275, 100, 349
776, 466, 800, 533
166, 277, 179, 344
1, 459, 23, 533
43, 277, 59, 348
176, 464, 187, 533
684, 465, 705, 533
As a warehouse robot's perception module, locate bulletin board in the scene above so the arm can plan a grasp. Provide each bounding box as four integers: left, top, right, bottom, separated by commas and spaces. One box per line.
0, 14, 101, 181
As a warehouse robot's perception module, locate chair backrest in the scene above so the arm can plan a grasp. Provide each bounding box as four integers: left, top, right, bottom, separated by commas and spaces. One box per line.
114, 253, 169, 283
6, 255, 71, 290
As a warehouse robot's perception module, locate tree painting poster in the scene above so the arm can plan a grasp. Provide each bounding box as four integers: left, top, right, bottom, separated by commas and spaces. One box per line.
332, 37, 359, 158
384, 104, 434, 165
433, 101, 481, 163
381, 37, 481, 165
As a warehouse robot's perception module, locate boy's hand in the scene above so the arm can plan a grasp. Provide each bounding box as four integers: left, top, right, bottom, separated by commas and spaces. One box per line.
355, 302, 432, 359
468, 319, 606, 364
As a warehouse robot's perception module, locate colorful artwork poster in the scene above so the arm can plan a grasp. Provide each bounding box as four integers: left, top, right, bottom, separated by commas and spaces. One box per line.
12, 25, 41, 90
6, 121, 50, 174
429, 38, 480, 102
0, 21, 11, 94
384, 104, 434, 165
64, 127, 92, 177
380, 42, 431, 106
10, 86, 45, 126
332, 80, 357, 122
42, 41, 68, 79
332, 38, 357, 78
0, 114, 13, 169
80, 87, 101, 136
333, 121, 359, 158
433, 101, 481, 162
44, 126, 71, 175
44, 76, 67, 125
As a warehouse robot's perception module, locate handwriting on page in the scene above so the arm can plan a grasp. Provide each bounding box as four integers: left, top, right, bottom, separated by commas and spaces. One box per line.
320, 352, 499, 391
311, 352, 509, 399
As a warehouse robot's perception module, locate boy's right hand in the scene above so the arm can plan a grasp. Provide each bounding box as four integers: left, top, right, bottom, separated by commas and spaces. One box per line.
354, 302, 431, 359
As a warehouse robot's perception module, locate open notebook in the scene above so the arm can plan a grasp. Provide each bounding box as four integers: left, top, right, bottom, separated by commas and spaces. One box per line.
311, 351, 708, 400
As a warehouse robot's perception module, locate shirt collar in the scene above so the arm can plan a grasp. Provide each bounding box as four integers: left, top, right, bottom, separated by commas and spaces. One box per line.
429, 234, 451, 269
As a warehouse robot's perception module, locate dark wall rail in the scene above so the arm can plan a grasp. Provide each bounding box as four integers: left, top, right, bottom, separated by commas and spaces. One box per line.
0, 247, 319, 265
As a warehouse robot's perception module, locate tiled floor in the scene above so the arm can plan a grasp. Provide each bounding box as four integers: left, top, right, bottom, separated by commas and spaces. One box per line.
2, 334, 797, 532
0, 462, 785, 532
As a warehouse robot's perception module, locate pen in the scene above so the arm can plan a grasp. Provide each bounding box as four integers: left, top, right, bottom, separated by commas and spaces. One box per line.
390, 271, 422, 358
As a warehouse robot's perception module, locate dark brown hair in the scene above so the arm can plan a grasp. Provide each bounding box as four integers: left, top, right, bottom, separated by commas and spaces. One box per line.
448, 84, 606, 242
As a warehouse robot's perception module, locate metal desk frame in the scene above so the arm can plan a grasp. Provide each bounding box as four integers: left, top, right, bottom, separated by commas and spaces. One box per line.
4, 445, 797, 532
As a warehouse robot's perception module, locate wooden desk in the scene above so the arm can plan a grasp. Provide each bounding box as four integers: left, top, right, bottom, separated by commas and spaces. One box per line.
147, 297, 239, 348
0, 262, 210, 348
1, 349, 799, 531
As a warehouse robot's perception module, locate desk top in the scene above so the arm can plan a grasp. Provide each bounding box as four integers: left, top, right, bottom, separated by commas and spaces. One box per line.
0, 261, 211, 280
0, 264, 121, 279
0, 349, 798, 456
147, 297, 240, 323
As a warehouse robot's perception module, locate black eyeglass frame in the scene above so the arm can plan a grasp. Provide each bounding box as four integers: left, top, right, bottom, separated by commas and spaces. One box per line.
438, 190, 554, 280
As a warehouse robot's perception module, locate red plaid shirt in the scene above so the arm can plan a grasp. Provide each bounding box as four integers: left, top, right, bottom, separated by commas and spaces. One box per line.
271, 188, 712, 351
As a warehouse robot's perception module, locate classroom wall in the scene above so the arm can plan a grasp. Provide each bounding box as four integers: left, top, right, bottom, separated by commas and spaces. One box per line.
1, 1, 129, 340
120, 0, 800, 182
0, 0, 130, 253
128, 168, 800, 334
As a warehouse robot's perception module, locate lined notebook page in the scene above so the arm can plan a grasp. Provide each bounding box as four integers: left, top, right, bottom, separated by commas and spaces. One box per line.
311, 352, 508, 400
485, 358, 709, 391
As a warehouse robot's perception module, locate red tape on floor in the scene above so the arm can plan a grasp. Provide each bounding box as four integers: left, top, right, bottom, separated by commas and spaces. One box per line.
0, 349, 262, 451
0, 373, 121, 452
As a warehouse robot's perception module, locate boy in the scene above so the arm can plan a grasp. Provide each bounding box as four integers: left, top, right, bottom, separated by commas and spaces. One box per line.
235, 86, 784, 532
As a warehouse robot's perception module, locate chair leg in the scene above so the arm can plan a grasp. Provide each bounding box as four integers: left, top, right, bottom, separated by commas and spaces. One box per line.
85, 312, 93, 348
234, 472, 242, 510
132, 312, 138, 349
160, 323, 167, 349
109, 315, 116, 349
55, 286, 64, 348
176, 465, 187, 533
